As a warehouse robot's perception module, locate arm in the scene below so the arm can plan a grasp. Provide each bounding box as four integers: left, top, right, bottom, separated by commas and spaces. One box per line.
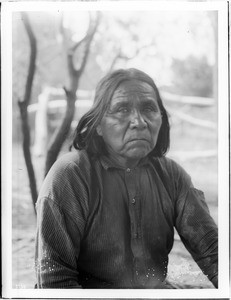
35, 197, 82, 288
174, 166, 218, 288
35, 153, 90, 288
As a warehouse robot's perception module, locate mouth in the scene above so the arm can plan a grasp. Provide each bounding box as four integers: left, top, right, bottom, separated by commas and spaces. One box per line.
128, 138, 149, 143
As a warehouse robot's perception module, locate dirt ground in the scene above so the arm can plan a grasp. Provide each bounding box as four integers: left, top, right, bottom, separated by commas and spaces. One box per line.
12, 145, 217, 289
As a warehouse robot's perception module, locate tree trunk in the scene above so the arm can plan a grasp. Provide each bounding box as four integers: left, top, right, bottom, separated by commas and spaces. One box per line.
18, 104, 38, 212
44, 13, 100, 176
45, 90, 76, 175
18, 12, 38, 213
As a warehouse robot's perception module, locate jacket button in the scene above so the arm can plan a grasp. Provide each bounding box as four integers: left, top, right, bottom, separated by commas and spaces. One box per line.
131, 198, 136, 204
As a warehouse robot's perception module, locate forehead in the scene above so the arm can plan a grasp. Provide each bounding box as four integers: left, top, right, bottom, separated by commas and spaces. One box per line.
111, 80, 157, 104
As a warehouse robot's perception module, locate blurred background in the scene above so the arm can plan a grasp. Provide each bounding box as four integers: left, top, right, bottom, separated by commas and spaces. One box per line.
12, 8, 218, 288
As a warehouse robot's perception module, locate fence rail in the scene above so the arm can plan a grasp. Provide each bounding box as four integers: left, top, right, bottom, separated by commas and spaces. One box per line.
30, 88, 217, 159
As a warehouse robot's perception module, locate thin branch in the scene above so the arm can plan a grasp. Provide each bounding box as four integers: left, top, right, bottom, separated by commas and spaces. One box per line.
109, 49, 122, 72
70, 32, 89, 53
109, 42, 154, 72
78, 12, 100, 74
69, 12, 96, 53
20, 12, 37, 107
67, 12, 100, 78
119, 43, 154, 61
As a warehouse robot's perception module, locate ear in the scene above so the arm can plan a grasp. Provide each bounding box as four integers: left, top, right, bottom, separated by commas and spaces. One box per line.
96, 125, 102, 136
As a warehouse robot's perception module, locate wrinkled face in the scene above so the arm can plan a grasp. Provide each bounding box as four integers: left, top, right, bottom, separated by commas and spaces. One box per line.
97, 80, 162, 167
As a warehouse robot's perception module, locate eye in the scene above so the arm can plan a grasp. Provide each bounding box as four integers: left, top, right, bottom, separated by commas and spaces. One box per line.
143, 105, 158, 113
107, 104, 130, 115
117, 106, 130, 113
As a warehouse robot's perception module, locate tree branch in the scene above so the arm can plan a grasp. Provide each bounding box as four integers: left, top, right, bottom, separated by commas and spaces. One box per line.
78, 12, 100, 74
45, 12, 100, 176
109, 42, 154, 72
20, 12, 37, 107
45, 90, 76, 175
18, 12, 38, 213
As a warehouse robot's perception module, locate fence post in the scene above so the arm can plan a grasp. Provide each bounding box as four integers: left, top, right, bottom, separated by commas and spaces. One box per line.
33, 88, 49, 157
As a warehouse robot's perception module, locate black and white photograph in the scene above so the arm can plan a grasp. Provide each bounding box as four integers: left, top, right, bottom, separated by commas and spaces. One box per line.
1, 1, 229, 299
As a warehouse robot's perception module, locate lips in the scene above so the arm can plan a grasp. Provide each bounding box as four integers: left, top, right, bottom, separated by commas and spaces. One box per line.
127, 138, 149, 143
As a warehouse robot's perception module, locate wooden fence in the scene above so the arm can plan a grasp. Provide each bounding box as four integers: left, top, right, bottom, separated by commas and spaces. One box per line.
29, 87, 217, 159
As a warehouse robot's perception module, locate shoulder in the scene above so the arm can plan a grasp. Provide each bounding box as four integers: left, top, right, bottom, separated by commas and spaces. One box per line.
47, 150, 92, 178
150, 155, 192, 191
38, 150, 93, 202
37, 150, 92, 221
53, 149, 91, 169
151, 156, 186, 175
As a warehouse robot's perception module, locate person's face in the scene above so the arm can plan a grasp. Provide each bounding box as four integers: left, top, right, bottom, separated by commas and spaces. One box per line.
97, 80, 162, 167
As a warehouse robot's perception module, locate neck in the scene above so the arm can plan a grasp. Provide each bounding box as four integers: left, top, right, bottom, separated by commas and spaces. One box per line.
106, 152, 140, 169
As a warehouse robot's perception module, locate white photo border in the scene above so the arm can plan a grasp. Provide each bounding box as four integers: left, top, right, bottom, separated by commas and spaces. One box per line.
2, 1, 229, 299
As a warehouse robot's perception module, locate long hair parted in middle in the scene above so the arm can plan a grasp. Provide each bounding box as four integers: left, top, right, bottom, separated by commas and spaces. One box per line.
72, 68, 170, 158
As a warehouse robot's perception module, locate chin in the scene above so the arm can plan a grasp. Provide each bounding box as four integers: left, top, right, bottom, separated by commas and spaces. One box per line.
127, 148, 150, 160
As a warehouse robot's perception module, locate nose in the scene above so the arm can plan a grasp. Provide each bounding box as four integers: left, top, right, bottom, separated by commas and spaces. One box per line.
129, 109, 147, 129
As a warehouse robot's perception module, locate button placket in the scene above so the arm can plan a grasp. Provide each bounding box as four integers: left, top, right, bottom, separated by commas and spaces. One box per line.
124, 168, 137, 239
124, 167, 147, 285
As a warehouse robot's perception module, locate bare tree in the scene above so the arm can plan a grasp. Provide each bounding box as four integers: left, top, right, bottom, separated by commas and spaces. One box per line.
18, 12, 37, 213
45, 12, 100, 176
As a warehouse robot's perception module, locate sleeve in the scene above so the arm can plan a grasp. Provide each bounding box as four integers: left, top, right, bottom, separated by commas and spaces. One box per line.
35, 156, 90, 288
173, 164, 218, 288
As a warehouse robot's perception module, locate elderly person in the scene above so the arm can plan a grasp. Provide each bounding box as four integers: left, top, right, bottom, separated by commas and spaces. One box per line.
35, 68, 218, 289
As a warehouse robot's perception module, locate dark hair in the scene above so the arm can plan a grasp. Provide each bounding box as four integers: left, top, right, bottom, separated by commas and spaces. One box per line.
72, 68, 170, 158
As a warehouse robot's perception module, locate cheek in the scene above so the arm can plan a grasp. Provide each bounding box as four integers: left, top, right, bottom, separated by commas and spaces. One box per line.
101, 118, 127, 138
100, 121, 127, 149
149, 117, 162, 135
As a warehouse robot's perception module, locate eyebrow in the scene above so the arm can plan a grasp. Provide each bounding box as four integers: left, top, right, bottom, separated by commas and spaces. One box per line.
109, 100, 131, 110
109, 99, 160, 111
140, 99, 158, 106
